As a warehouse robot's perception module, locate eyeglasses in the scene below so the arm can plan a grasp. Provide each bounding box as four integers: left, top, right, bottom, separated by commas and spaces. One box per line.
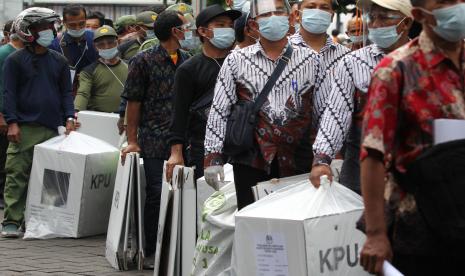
95, 38, 117, 48
176, 23, 194, 32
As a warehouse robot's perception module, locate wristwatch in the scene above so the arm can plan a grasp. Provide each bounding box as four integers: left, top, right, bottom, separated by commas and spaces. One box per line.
67, 117, 76, 124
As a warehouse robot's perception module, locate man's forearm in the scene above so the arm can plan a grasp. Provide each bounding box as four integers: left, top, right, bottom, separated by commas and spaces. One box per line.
171, 144, 183, 155
361, 151, 387, 236
126, 100, 141, 144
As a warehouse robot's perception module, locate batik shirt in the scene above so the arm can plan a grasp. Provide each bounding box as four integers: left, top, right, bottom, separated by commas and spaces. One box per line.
289, 33, 350, 127
204, 42, 318, 176
123, 45, 190, 159
361, 33, 465, 254
313, 44, 385, 164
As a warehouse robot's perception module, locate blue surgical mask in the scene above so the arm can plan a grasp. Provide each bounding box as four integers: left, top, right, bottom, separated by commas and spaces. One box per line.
99, 47, 119, 60
301, 9, 332, 34
36, 29, 55, 47
179, 30, 201, 50
233, 0, 247, 11
257, 15, 289, 42
349, 35, 363, 43
145, 29, 156, 39
67, 28, 86, 38
210, 28, 235, 49
430, 3, 465, 42
368, 19, 404, 49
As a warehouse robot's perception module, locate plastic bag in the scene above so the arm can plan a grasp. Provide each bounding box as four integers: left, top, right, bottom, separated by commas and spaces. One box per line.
191, 182, 237, 276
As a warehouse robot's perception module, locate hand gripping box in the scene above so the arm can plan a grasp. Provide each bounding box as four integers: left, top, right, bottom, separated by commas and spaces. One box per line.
233, 178, 369, 276
24, 132, 119, 239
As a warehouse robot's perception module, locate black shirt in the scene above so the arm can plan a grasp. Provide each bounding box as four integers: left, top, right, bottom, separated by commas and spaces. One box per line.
169, 52, 225, 151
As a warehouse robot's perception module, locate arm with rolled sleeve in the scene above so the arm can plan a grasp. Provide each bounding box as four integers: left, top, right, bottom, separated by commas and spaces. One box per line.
204, 54, 238, 167
312, 56, 356, 165
3, 55, 19, 124
59, 58, 75, 119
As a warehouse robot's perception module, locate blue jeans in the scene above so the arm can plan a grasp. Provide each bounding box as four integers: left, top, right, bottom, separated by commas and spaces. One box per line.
143, 158, 164, 256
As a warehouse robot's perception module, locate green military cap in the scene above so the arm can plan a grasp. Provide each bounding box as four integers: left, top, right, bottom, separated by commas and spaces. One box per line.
114, 15, 136, 33
136, 11, 158, 28
93, 25, 118, 41
166, 3, 193, 15
184, 13, 196, 28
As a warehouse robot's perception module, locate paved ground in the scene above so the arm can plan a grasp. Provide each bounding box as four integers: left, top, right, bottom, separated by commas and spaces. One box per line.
0, 212, 152, 276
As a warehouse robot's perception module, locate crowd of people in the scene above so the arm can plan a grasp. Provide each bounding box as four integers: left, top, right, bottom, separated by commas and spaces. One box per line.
0, 0, 464, 274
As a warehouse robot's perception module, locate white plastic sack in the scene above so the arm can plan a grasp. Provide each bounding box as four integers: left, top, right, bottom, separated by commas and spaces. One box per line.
196, 164, 234, 232
192, 182, 237, 276
24, 132, 119, 239
233, 177, 368, 276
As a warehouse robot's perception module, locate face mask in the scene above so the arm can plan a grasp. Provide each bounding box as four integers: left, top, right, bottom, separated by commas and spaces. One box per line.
99, 47, 119, 60
179, 30, 201, 50
429, 3, 465, 42
349, 35, 363, 43
146, 29, 156, 39
67, 28, 86, 38
301, 9, 332, 34
36, 29, 55, 47
368, 19, 404, 49
233, 0, 247, 11
257, 15, 289, 42
209, 28, 235, 49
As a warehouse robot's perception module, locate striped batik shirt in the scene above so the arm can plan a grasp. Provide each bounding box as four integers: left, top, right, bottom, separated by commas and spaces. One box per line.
289, 33, 350, 127
312, 44, 385, 162
204, 42, 318, 174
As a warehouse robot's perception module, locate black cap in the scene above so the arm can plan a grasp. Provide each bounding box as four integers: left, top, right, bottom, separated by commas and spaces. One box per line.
195, 4, 242, 29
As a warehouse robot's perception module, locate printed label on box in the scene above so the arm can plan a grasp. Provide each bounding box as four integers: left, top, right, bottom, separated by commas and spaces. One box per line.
254, 233, 289, 276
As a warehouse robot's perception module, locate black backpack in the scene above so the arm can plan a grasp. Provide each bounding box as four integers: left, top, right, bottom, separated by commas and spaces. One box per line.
394, 138, 465, 253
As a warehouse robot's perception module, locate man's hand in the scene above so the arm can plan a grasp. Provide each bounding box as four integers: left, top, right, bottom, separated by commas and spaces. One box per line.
166, 151, 184, 182
117, 117, 126, 135
204, 165, 224, 191
121, 143, 141, 165
0, 114, 7, 135
309, 164, 333, 188
360, 232, 392, 274
65, 120, 75, 135
7, 123, 20, 143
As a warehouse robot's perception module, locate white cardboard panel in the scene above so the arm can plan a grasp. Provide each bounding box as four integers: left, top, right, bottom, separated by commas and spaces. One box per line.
77, 110, 121, 147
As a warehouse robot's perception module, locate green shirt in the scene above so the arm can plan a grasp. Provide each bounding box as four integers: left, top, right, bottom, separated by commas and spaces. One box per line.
120, 40, 141, 61
75, 59, 128, 113
139, 38, 159, 52
0, 44, 17, 111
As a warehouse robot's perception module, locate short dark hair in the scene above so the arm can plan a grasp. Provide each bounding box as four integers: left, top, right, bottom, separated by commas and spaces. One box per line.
63, 4, 87, 21
142, 4, 167, 14
153, 10, 183, 42
104, 18, 114, 28
87, 11, 105, 27
3, 20, 13, 35
235, 26, 245, 43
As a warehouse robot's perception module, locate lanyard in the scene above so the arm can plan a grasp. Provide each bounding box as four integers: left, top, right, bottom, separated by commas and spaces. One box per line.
102, 61, 126, 88
59, 35, 88, 70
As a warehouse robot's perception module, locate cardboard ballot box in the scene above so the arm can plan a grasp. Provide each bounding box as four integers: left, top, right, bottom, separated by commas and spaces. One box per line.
77, 110, 121, 147
24, 132, 119, 239
233, 178, 369, 276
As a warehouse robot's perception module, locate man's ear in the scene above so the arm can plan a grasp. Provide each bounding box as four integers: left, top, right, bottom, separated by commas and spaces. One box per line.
411, 7, 436, 26
248, 19, 259, 33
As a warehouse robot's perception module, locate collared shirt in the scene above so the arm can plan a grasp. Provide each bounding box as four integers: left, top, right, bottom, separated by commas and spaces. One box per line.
313, 44, 385, 163
50, 30, 98, 73
122, 44, 190, 159
289, 33, 350, 126
204, 42, 318, 175
361, 32, 465, 254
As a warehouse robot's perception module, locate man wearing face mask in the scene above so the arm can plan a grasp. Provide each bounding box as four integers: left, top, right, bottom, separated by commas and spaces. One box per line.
203, 0, 318, 209
310, 0, 413, 193
360, 0, 465, 274
118, 11, 158, 61
50, 4, 98, 96
291, 0, 350, 126
120, 10, 190, 268
346, 16, 364, 50
1, 8, 75, 238
74, 26, 128, 113
166, 5, 241, 182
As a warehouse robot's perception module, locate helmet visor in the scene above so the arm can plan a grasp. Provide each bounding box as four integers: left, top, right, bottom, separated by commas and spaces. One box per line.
250, 0, 291, 18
